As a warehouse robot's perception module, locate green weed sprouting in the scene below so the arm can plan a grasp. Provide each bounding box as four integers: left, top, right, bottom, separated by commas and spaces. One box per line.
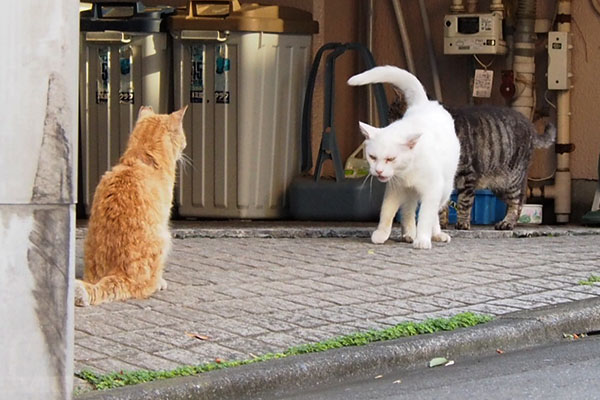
75, 312, 493, 391
578, 275, 600, 286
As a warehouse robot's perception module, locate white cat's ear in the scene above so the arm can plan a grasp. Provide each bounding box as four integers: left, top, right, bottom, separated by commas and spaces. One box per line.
137, 106, 154, 121
358, 121, 378, 140
404, 132, 422, 150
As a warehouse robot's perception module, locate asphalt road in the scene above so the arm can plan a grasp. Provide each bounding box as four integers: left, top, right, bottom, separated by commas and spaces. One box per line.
264, 334, 600, 400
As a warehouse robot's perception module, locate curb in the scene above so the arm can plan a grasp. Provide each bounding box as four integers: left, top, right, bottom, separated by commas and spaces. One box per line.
75, 225, 600, 240
77, 297, 600, 400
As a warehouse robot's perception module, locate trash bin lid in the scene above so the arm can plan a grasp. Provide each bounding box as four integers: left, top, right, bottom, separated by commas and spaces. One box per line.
81, 1, 175, 33
168, 0, 318, 35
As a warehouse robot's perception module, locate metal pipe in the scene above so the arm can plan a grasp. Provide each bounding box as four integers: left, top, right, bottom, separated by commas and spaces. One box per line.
490, 0, 504, 13
367, 0, 375, 125
527, 0, 572, 223
391, 0, 416, 74
466, 0, 478, 13
449, 0, 465, 13
512, 0, 536, 119
554, 0, 572, 223
417, 0, 443, 101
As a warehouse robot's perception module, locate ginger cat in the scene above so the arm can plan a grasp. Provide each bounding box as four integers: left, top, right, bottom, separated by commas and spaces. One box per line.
75, 106, 187, 306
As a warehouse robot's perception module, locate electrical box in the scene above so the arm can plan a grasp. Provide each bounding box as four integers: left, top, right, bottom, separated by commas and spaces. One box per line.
547, 31, 569, 90
444, 12, 506, 55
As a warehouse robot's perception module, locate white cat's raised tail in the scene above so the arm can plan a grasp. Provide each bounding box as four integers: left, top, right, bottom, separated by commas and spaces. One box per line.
348, 65, 429, 108
348, 66, 460, 250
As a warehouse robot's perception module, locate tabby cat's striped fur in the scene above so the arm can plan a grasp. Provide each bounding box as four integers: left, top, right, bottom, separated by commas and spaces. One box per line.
389, 99, 556, 230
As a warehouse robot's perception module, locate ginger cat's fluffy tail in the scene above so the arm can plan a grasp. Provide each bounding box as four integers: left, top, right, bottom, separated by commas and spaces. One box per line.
74, 275, 165, 306
347, 65, 429, 109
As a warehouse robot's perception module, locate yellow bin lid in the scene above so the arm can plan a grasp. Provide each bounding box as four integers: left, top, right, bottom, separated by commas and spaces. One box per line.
168, 0, 319, 34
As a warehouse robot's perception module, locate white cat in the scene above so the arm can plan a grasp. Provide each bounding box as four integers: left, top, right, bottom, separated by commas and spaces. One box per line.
347, 66, 460, 249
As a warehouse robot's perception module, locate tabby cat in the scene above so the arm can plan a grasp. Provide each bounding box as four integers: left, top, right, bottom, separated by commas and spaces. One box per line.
389, 97, 556, 230
74, 106, 187, 306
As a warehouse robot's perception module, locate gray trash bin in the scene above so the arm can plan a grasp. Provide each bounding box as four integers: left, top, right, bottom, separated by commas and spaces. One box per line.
79, 1, 173, 215
169, 0, 318, 219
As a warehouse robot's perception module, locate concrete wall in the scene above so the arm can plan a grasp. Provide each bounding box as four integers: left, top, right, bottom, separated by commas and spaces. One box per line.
0, 1, 78, 398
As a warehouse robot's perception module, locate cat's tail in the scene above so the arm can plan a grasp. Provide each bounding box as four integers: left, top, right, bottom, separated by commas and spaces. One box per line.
74, 276, 153, 306
532, 122, 557, 149
347, 65, 429, 108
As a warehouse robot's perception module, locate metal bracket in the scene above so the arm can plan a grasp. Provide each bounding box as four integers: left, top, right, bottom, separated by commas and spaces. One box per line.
555, 143, 575, 154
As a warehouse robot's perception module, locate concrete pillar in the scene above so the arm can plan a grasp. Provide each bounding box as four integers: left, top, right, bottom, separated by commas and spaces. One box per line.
0, 1, 78, 399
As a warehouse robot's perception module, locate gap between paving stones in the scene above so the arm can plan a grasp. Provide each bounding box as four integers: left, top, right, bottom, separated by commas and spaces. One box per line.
76, 298, 600, 400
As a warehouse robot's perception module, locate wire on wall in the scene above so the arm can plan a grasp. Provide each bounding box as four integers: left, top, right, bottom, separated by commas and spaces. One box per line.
473, 54, 495, 69
591, 0, 600, 16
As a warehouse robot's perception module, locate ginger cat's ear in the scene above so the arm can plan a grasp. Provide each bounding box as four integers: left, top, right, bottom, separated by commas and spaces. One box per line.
168, 105, 188, 129
137, 106, 154, 121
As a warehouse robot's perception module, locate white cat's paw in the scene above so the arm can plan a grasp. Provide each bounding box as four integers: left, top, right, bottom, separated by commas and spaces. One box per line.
371, 229, 390, 244
412, 237, 432, 250
158, 278, 168, 291
432, 232, 451, 243
74, 280, 90, 307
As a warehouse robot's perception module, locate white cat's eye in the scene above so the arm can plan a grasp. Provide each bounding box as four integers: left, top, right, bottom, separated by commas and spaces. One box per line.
369, 155, 377, 161
385, 157, 396, 163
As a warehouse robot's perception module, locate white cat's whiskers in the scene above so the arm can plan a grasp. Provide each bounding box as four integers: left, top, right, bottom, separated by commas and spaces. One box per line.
359, 173, 371, 190
358, 174, 377, 199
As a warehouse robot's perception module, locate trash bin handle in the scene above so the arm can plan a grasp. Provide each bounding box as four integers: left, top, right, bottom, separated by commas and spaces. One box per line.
178, 30, 228, 42
94, 2, 139, 19
189, 0, 239, 17
85, 31, 132, 44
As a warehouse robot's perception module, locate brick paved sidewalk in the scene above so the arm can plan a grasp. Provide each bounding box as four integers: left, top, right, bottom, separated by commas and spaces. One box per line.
74, 226, 600, 382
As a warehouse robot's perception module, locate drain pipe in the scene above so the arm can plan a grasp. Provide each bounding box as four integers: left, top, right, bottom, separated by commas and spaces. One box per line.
530, 0, 572, 223
511, 0, 536, 120
418, 0, 443, 101
366, 0, 376, 125
391, 0, 416, 74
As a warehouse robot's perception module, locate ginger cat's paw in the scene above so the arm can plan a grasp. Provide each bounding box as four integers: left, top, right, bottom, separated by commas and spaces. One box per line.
158, 278, 168, 291
371, 229, 390, 244
74, 280, 90, 307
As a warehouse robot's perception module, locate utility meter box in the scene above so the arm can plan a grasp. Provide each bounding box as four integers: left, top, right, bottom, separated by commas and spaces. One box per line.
169, 0, 318, 219
444, 12, 507, 55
